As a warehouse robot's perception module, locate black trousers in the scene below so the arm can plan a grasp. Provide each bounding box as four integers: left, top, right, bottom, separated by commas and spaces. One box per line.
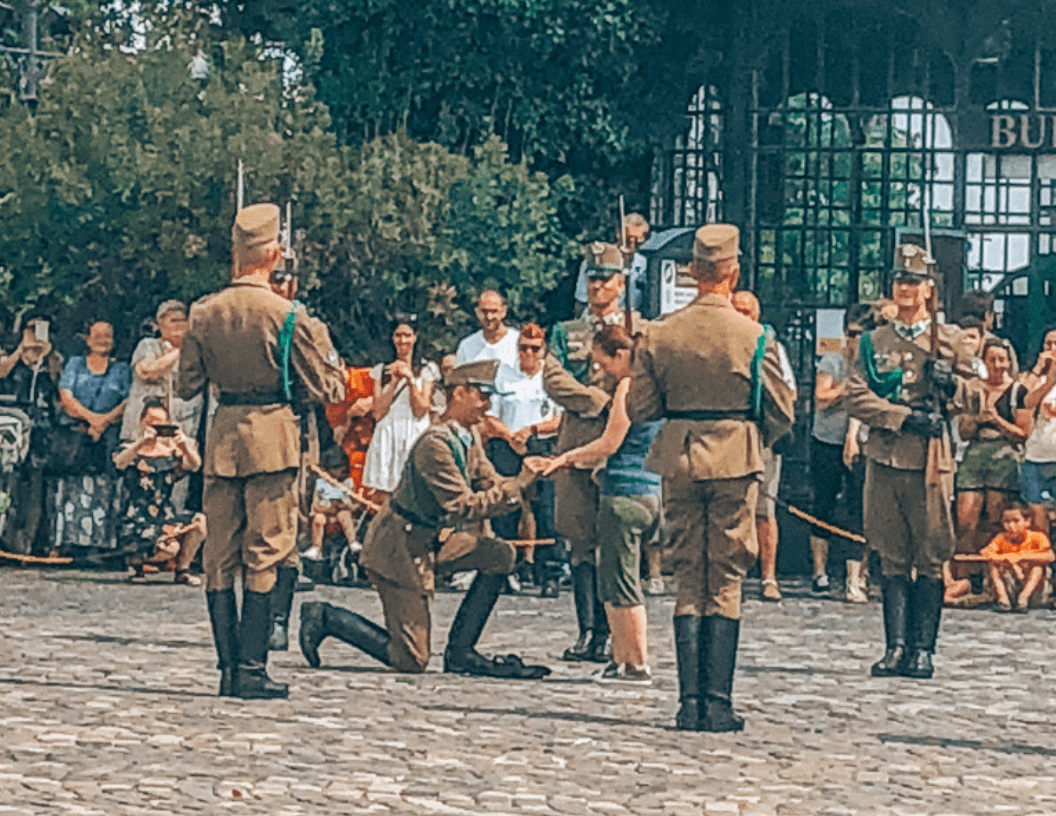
486, 436, 565, 583
810, 438, 865, 561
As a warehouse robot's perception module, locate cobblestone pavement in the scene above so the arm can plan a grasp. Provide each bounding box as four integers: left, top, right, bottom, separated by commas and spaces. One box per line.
1, 569, 1054, 815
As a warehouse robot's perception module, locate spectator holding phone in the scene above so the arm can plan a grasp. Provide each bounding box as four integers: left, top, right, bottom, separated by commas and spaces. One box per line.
0, 314, 63, 554
114, 397, 205, 584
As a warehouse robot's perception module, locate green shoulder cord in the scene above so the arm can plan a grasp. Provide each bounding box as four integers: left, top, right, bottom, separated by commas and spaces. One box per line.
278, 303, 300, 401
748, 326, 769, 422
858, 329, 903, 402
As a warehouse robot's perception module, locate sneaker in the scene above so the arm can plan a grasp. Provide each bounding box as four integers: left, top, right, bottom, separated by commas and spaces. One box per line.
595, 662, 653, 685
812, 574, 830, 593
449, 571, 477, 591
505, 574, 522, 594
645, 576, 666, 596
302, 546, 323, 561
761, 578, 782, 602
844, 582, 869, 604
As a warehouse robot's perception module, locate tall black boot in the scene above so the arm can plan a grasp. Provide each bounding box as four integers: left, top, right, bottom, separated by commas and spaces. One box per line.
236, 589, 289, 700
673, 615, 703, 731
562, 562, 596, 661
585, 577, 611, 664
901, 576, 943, 679
444, 572, 550, 678
870, 575, 910, 677
267, 566, 298, 652
206, 589, 239, 697
298, 601, 392, 668
700, 615, 744, 733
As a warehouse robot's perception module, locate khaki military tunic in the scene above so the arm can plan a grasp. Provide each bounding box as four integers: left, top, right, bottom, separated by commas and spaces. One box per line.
359, 420, 533, 672
178, 279, 344, 592
544, 310, 633, 563
843, 321, 969, 579
627, 294, 796, 619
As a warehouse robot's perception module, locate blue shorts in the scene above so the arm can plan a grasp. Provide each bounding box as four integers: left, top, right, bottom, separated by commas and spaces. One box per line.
1021, 461, 1056, 504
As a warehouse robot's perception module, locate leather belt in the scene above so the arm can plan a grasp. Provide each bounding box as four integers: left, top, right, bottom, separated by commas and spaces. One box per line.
664, 409, 752, 421
390, 501, 439, 531
218, 390, 287, 406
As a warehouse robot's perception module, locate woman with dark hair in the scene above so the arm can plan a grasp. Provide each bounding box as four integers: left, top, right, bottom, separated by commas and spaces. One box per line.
362, 321, 439, 494
114, 397, 205, 584
545, 324, 663, 685
0, 313, 63, 554
955, 338, 1031, 559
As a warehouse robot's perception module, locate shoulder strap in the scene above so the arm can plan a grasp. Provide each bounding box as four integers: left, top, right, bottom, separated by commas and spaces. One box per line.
859, 329, 903, 402
749, 328, 768, 422
278, 302, 301, 401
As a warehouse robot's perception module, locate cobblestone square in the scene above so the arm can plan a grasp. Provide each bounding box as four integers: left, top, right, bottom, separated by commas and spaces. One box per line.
1, 569, 1053, 815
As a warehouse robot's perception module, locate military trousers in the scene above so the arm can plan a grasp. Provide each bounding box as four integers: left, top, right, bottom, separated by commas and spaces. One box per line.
666, 475, 759, 620
864, 460, 955, 581
367, 534, 516, 673
553, 466, 599, 566
202, 469, 299, 593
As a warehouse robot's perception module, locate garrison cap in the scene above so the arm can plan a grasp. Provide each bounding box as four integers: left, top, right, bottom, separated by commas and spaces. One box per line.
585, 242, 625, 278
693, 224, 740, 263
892, 243, 936, 282
445, 359, 499, 395
233, 203, 280, 255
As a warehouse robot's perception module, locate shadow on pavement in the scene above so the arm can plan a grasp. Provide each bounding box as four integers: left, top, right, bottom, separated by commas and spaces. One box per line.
0, 675, 215, 699
878, 732, 1056, 757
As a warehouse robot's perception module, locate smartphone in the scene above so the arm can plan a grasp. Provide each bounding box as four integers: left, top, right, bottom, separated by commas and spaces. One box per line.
34, 321, 49, 344
154, 424, 179, 438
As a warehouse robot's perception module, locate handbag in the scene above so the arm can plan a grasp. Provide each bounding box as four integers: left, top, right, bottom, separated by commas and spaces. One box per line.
44, 359, 110, 476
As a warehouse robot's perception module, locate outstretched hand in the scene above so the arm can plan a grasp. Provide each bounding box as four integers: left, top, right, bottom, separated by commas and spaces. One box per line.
541, 452, 571, 476
522, 456, 552, 475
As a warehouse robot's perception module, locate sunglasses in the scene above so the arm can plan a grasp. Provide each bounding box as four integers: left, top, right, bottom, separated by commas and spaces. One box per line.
519, 343, 544, 353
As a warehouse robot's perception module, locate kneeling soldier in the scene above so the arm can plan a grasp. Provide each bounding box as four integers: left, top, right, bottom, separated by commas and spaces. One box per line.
299, 360, 551, 679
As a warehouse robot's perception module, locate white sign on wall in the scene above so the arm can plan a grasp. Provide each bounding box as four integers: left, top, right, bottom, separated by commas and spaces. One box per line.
659, 259, 698, 315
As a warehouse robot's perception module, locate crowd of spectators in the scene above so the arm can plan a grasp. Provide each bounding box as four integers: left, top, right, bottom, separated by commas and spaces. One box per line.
3, 238, 1056, 620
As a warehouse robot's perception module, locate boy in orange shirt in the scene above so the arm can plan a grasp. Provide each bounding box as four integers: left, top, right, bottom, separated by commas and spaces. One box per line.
980, 503, 1053, 612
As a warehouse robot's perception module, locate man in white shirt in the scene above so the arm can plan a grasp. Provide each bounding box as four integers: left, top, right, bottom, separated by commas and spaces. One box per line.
455, 290, 519, 371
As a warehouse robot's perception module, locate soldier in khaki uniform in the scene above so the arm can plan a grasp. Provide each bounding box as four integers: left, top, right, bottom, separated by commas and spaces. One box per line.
843, 244, 970, 680
298, 360, 551, 679
178, 203, 345, 699
544, 242, 634, 663
627, 225, 795, 732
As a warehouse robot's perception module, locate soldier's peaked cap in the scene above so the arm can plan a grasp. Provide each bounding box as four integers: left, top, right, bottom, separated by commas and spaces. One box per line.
233, 203, 280, 253
586, 242, 625, 277
892, 243, 936, 281
445, 359, 499, 394
693, 223, 740, 263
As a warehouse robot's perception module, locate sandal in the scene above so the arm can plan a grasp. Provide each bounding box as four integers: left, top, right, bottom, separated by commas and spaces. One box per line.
174, 569, 202, 587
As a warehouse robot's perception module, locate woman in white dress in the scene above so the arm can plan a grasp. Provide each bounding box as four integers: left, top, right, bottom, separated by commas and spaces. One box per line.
361, 322, 439, 495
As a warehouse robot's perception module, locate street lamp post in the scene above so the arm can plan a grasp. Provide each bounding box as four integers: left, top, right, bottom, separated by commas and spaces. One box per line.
0, 0, 64, 105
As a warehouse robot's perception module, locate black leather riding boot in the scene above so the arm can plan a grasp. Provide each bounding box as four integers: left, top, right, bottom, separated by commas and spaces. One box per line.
673, 615, 703, 731
298, 601, 391, 668
901, 576, 943, 679
700, 615, 744, 733
206, 589, 238, 697
267, 566, 298, 652
444, 572, 505, 671
870, 575, 910, 677
236, 589, 289, 700
562, 562, 596, 661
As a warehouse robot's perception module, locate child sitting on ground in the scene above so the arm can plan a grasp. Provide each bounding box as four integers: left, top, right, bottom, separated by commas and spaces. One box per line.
303, 448, 362, 561
979, 503, 1054, 612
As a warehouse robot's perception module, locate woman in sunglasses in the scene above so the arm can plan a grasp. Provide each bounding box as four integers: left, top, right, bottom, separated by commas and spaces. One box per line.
487, 323, 564, 596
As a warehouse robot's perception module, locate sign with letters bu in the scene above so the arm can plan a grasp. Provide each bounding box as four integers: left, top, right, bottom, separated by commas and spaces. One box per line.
990, 114, 1056, 149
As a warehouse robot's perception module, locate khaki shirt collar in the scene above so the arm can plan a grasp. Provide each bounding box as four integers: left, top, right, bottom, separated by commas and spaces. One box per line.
229, 278, 273, 291
581, 306, 624, 329
695, 293, 733, 308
